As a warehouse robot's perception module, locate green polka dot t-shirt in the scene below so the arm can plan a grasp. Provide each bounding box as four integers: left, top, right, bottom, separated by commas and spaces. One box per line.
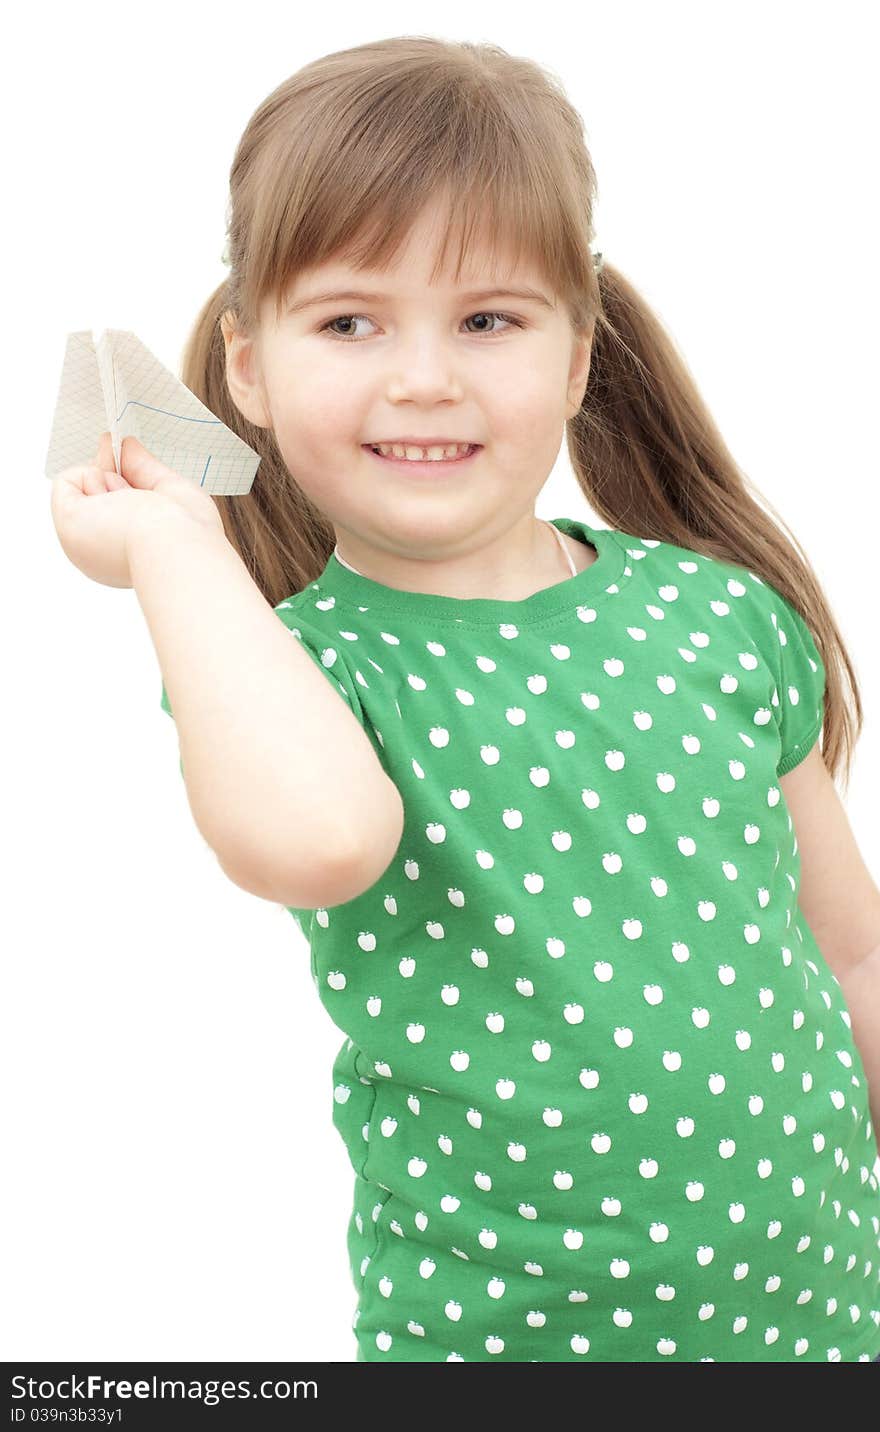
161, 517, 880, 1362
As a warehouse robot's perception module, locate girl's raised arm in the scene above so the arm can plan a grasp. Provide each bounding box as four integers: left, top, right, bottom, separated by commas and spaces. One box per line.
129, 506, 405, 910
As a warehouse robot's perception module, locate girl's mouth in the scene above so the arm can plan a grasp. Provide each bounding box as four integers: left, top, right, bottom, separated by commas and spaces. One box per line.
362, 443, 482, 476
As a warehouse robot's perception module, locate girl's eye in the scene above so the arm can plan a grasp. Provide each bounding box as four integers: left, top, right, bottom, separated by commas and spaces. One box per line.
318, 311, 524, 342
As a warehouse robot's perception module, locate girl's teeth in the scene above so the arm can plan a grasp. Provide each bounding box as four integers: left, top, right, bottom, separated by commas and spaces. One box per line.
372, 443, 473, 461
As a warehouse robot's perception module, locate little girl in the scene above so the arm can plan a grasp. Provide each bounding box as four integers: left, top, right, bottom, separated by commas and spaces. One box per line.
51, 36, 880, 1363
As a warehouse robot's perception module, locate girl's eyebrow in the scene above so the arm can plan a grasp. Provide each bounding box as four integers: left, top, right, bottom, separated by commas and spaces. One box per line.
286, 285, 555, 314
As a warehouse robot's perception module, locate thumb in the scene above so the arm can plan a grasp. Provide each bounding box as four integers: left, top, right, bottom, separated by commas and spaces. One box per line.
115, 434, 189, 492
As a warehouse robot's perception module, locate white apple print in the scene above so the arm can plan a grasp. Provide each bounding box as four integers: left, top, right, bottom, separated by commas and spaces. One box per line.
474, 1172, 492, 1191
485, 1336, 504, 1355
408, 1156, 427, 1178
570, 1335, 590, 1354
487, 1276, 505, 1299
532, 1039, 552, 1062
441, 984, 460, 1005
496, 1078, 516, 1099
591, 1133, 612, 1154
563, 1228, 584, 1250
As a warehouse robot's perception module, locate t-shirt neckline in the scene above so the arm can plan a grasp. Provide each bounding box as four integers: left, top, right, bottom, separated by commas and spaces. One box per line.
320, 517, 628, 626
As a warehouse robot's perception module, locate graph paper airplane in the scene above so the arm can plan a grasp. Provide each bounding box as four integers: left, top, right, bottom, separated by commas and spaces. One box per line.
44, 328, 261, 495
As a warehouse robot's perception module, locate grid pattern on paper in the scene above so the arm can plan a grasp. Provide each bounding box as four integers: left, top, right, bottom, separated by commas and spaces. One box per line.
44, 329, 261, 495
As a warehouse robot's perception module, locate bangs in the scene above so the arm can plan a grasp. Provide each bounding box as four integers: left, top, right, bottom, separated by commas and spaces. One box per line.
229, 49, 597, 334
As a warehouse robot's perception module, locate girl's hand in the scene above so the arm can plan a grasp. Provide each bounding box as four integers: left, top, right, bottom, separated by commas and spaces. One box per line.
49, 431, 227, 589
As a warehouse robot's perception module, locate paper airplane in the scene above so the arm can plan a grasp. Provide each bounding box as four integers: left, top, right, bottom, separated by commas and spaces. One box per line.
44, 328, 261, 495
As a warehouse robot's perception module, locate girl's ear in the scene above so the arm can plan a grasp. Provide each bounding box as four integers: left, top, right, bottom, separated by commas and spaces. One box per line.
565, 325, 593, 419
220, 311, 271, 430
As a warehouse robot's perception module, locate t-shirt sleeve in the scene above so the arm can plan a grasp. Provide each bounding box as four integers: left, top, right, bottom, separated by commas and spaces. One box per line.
764, 585, 827, 776
271, 598, 391, 775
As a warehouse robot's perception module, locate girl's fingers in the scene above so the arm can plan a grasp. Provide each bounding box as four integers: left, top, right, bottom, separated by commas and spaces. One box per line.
82, 467, 103, 496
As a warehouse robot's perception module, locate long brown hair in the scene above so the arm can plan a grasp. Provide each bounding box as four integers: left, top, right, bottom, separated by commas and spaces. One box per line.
180, 34, 860, 791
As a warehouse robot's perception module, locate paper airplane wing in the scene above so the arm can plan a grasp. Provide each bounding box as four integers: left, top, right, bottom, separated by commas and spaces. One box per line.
45, 328, 261, 496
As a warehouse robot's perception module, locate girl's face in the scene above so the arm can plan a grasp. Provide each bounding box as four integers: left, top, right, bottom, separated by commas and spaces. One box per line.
223, 195, 593, 593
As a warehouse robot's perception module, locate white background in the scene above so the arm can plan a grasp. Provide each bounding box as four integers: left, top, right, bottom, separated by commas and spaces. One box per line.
5, 0, 878, 1362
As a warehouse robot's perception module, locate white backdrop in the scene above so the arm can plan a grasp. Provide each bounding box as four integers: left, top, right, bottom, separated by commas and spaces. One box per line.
5, 0, 878, 1362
